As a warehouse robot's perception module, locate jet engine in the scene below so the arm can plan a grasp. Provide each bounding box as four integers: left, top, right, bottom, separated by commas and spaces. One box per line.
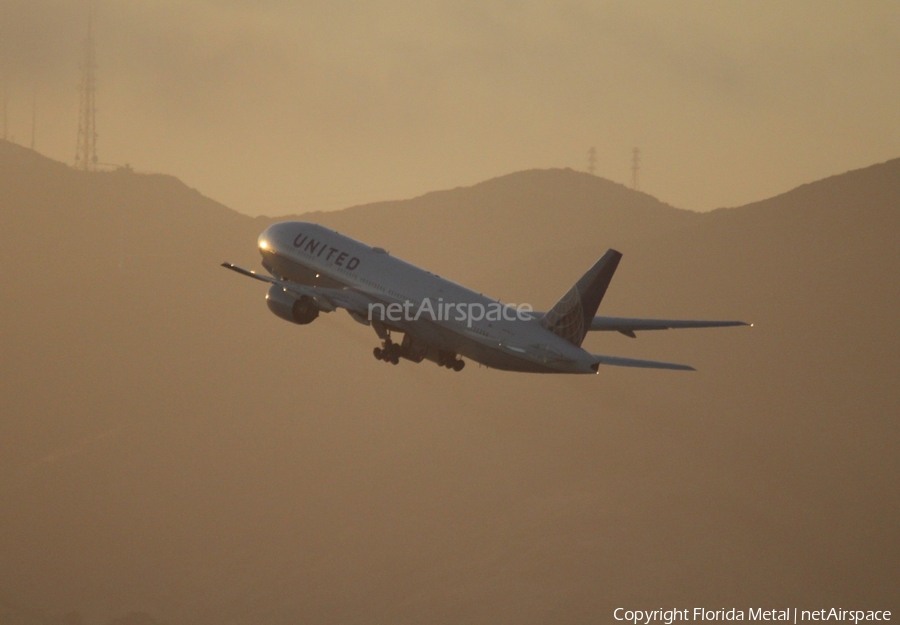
266, 284, 319, 325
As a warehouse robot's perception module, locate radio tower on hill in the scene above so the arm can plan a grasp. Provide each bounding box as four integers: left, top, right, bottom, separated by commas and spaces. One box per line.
1, 79, 8, 141
75, 8, 98, 170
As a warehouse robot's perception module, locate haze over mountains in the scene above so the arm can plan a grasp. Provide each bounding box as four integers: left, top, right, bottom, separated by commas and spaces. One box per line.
1, 140, 897, 624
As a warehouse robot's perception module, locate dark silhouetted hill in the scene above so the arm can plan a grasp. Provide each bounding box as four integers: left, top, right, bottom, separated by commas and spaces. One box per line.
1, 139, 897, 624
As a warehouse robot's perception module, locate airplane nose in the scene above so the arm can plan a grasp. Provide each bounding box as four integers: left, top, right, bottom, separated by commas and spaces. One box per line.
258, 223, 284, 252
258, 221, 308, 254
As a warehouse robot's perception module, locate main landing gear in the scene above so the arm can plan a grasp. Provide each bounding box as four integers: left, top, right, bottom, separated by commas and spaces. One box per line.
437, 353, 466, 372
372, 337, 465, 372
373, 339, 401, 365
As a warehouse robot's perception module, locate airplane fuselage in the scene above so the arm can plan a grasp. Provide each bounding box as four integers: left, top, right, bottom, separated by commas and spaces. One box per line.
257, 222, 597, 373
224, 221, 746, 373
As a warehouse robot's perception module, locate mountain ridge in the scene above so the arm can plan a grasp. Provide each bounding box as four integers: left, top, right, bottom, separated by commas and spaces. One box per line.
5, 138, 897, 231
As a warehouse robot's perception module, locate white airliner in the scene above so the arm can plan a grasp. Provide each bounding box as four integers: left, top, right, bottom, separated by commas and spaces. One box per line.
223, 221, 748, 373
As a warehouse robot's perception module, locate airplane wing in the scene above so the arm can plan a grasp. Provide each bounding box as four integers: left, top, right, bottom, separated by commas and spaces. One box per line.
591, 353, 696, 371
221, 262, 378, 318
589, 316, 750, 338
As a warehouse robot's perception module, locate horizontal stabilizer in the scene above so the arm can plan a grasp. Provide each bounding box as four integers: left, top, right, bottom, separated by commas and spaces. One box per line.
591, 353, 696, 371
590, 316, 750, 337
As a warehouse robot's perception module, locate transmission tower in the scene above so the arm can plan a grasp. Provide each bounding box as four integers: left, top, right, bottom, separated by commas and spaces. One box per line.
31, 88, 37, 150
1, 79, 8, 142
75, 8, 98, 170
587, 146, 597, 175
630, 147, 641, 191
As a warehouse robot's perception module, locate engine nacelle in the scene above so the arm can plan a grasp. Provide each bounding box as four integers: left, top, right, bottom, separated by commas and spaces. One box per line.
266, 285, 319, 325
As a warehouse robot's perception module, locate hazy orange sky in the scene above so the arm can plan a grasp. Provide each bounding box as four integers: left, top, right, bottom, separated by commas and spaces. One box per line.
2, 1, 899, 216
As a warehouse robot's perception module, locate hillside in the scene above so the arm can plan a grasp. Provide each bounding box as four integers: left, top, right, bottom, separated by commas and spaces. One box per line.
1, 140, 897, 624
300, 169, 698, 291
